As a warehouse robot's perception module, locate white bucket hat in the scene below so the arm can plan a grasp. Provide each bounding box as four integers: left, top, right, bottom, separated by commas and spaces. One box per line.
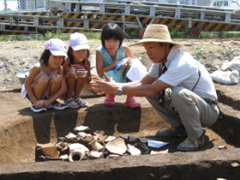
69, 32, 90, 51
45, 38, 67, 57
132, 24, 179, 46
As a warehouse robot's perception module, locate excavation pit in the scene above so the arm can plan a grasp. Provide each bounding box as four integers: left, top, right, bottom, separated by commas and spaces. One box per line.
0, 84, 239, 180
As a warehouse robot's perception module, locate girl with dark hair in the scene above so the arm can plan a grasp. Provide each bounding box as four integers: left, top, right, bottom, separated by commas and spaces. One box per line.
96, 23, 140, 108
63, 32, 91, 108
21, 38, 68, 112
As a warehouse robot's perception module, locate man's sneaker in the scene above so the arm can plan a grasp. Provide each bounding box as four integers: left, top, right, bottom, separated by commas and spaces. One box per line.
155, 126, 187, 138
177, 132, 205, 151
31, 105, 47, 113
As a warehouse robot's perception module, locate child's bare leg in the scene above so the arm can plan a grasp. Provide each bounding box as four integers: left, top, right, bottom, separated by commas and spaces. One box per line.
65, 71, 76, 100
74, 77, 88, 107
74, 77, 86, 99
32, 74, 48, 100
48, 74, 62, 97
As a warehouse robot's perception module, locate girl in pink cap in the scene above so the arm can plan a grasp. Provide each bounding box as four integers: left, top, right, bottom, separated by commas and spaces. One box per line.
21, 38, 68, 112
63, 32, 91, 108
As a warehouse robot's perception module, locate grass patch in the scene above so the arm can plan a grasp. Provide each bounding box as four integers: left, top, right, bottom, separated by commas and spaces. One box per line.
0, 32, 101, 41
170, 29, 240, 39
0, 30, 239, 41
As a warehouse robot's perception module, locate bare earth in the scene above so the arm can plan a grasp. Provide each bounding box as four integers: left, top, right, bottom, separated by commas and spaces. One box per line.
0, 38, 240, 89
0, 38, 239, 179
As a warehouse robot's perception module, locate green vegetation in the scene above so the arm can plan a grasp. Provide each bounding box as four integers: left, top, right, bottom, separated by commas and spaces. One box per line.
0, 30, 240, 41
0, 32, 101, 41
170, 29, 240, 39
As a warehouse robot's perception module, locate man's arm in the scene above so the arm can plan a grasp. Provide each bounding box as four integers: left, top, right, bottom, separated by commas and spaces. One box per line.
91, 74, 171, 97
119, 74, 170, 96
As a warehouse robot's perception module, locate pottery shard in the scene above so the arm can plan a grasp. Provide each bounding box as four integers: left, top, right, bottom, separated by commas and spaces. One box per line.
104, 136, 116, 142
74, 125, 90, 132
127, 144, 141, 156
105, 138, 127, 155
68, 143, 89, 153
89, 150, 104, 159
36, 143, 60, 158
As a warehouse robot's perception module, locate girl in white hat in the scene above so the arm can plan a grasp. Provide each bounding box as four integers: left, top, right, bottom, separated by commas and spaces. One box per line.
21, 38, 68, 112
63, 32, 91, 108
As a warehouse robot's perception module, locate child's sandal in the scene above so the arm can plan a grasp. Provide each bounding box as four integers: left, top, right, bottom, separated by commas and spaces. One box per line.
75, 98, 88, 107
31, 104, 47, 113
52, 100, 68, 110
65, 98, 80, 109
104, 94, 115, 106
124, 98, 141, 108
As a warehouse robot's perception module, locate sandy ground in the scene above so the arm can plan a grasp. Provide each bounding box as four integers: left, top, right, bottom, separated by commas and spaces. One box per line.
0, 38, 240, 89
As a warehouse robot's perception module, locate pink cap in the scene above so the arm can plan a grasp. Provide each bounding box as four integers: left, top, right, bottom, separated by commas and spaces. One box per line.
45, 38, 67, 57
69, 32, 90, 51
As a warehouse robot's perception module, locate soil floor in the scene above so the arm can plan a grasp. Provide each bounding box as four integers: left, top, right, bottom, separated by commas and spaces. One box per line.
0, 38, 240, 179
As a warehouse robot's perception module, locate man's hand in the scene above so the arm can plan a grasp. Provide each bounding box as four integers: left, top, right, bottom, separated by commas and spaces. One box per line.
91, 73, 118, 95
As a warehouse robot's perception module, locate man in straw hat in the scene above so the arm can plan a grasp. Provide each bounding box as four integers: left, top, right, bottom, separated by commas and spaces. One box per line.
91, 24, 220, 151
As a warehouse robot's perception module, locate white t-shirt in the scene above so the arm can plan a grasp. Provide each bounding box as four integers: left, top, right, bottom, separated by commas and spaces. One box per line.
148, 46, 217, 101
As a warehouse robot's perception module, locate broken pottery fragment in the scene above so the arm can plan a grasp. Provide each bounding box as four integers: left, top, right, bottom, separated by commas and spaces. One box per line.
74, 125, 90, 132
36, 143, 60, 158
107, 154, 120, 159
218, 145, 227, 150
150, 149, 169, 154
127, 144, 141, 155
97, 134, 108, 142
105, 138, 127, 155
56, 142, 69, 154
68, 143, 89, 152
77, 132, 88, 138
65, 132, 78, 142
60, 154, 69, 161
89, 150, 104, 159
93, 131, 106, 140
88, 140, 104, 151
77, 132, 95, 145
83, 135, 95, 143
104, 136, 116, 142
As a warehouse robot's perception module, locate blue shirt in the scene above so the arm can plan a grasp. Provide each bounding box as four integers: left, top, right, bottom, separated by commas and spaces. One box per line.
97, 45, 128, 83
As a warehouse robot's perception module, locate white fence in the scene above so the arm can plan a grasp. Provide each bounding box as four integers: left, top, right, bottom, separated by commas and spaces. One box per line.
0, 0, 239, 12
0, 0, 47, 11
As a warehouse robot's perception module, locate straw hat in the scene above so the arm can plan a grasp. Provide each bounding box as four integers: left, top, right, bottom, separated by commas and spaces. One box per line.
132, 24, 179, 46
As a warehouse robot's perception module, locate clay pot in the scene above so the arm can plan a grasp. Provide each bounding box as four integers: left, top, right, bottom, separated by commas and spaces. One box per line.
69, 150, 85, 162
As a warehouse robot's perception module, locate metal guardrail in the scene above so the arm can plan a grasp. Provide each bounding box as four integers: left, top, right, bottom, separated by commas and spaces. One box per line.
0, 1, 240, 35
1, 0, 240, 12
